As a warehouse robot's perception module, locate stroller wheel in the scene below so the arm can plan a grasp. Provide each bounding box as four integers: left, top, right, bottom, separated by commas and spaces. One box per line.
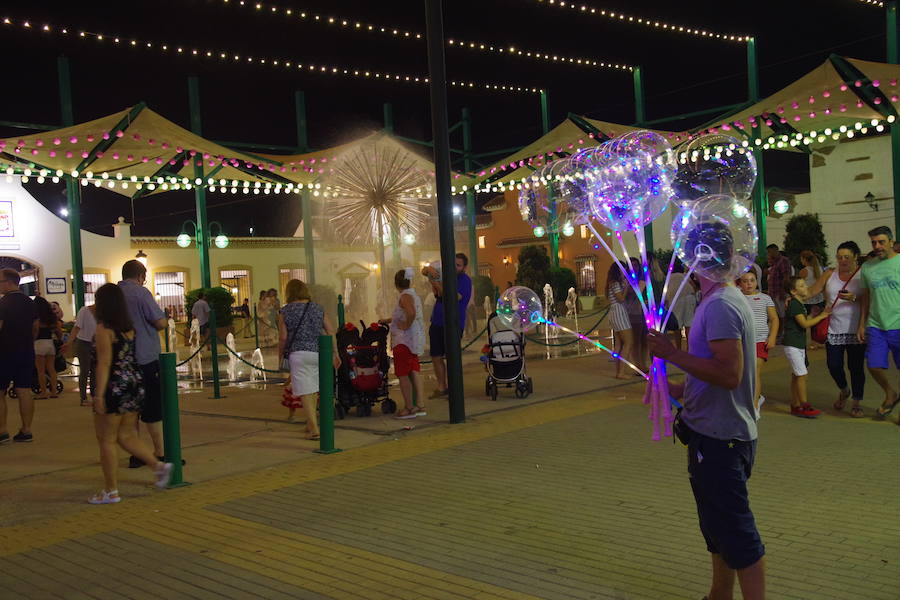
381, 398, 397, 415
31, 383, 41, 395
56, 380, 64, 394
8, 386, 17, 399
527, 378, 533, 395
485, 380, 492, 397
489, 382, 498, 402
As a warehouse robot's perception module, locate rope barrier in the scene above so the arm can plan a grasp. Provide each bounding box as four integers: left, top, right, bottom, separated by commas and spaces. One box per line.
221, 343, 288, 374
175, 335, 210, 367
524, 308, 610, 346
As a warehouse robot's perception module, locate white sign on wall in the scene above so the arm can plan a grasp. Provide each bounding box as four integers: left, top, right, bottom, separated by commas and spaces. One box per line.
0, 200, 13, 237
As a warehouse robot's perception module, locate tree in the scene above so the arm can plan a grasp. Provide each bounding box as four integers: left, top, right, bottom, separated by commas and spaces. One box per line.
515, 245, 550, 297
186, 287, 235, 327
783, 212, 829, 268
549, 266, 576, 305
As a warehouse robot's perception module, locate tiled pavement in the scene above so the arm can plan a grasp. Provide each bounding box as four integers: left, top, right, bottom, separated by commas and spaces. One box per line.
2, 364, 899, 600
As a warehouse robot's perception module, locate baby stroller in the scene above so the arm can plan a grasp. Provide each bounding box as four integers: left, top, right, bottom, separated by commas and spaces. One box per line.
8, 343, 66, 398
484, 312, 533, 401
335, 322, 396, 418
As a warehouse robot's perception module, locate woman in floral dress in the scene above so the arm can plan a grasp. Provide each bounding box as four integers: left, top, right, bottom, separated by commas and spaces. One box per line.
89, 283, 172, 504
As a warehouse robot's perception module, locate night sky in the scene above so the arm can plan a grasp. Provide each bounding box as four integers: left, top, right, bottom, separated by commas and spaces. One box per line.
0, 0, 890, 237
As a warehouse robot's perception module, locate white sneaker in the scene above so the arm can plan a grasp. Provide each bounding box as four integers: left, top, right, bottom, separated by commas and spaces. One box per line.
88, 490, 121, 504
756, 395, 766, 420
154, 463, 174, 489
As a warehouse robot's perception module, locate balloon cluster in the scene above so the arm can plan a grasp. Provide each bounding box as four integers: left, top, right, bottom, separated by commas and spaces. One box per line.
672, 134, 758, 203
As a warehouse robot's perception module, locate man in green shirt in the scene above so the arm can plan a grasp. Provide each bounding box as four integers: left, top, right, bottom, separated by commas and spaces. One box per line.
857, 226, 900, 421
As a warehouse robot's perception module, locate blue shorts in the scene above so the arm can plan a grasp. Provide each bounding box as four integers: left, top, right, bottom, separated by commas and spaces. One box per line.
428, 324, 463, 357
865, 327, 900, 370
0, 351, 35, 391
687, 432, 765, 570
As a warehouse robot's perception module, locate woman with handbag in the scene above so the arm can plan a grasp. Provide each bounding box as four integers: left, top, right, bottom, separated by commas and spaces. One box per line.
805, 241, 867, 417
277, 279, 340, 440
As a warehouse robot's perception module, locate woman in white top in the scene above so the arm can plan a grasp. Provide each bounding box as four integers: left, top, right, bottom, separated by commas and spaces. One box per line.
604, 261, 633, 379
806, 241, 866, 417
380, 268, 426, 418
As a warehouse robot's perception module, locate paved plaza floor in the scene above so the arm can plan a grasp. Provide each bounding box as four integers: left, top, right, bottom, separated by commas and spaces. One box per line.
1, 343, 899, 599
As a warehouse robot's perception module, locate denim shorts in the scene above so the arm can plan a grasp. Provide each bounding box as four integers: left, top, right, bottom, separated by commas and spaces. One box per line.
687, 432, 765, 570
865, 327, 900, 370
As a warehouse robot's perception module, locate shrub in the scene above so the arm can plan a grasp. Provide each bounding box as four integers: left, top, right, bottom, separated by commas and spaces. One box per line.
783, 213, 829, 268
186, 287, 235, 327
515, 245, 550, 297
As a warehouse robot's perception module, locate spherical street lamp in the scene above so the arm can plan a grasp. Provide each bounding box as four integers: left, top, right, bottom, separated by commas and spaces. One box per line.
214, 234, 229, 249
773, 199, 790, 215
176, 233, 192, 248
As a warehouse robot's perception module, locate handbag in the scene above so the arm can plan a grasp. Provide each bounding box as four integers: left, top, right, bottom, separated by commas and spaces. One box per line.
281, 302, 311, 371
811, 267, 861, 344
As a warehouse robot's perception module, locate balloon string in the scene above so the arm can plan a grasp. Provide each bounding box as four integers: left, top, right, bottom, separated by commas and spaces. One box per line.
537, 316, 649, 380
634, 226, 660, 331
658, 241, 682, 320
613, 229, 652, 317
583, 222, 648, 314
660, 259, 699, 332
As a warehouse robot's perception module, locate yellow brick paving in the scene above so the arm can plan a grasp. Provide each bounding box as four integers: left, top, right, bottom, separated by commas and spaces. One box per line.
0, 391, 629, 599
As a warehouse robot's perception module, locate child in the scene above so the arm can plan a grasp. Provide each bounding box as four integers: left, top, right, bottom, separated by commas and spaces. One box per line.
783, 276, 831, 418
281, 376, 303, 421
738, 270, 779, 419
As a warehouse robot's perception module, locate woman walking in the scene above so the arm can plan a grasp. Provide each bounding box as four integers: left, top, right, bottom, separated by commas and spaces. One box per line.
806, 241, 867, 417
606, 262, 634, 379
380, 269, 426, 418
89, 283, 172, 504
277, 279, 340, 440
33, 296, 62, 399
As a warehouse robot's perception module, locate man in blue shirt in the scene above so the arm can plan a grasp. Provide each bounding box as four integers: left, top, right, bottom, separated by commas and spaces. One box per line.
423, 253, 472, 397
119, 260, 168, 467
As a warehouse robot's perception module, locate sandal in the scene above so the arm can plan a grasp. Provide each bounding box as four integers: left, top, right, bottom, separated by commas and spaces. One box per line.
395, 408, 417, 419
850, 405, 865, 418
874, 394, 899, 420
834, 389, 850, 411
305, 433, 320, 441
414, 406, 427, 417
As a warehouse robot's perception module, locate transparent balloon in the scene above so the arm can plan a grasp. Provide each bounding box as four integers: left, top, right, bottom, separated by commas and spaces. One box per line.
673, 134, 757, 202
671, 194, 758, 283
547, 156, 592, 225
495, 286, 543, 333
608, 130, 678, 171
588, 150, 675, 232
517, 173, 548, 223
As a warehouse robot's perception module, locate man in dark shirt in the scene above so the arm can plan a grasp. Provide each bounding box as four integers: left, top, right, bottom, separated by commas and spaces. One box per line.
0, 268, 39, 443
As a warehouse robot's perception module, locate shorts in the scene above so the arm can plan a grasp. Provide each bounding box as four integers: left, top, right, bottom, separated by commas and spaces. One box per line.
34, 339, 56, 356
755, 342, 769, 361
0, 351, 35, 390
139, 361, 163, 423
393, 344, 420, 377
783, 346, 808, 376
199, 323, 209, 337
429, 324, 463, 357
865, 327, 900, 370
687, 432, 765, 570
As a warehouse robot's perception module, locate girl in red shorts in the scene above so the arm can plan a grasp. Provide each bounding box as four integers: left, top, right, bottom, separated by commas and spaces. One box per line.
381, 269, 426, 419
738, 270, 779, 419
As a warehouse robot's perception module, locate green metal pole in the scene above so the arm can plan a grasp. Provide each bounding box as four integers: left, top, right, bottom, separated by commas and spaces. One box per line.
337, 294, 345, 328
633, 66, 654, 253
188, 76, 212, 288
888, 3, 900, 234
57, 56, 74, 127
208, 307, 222, 399
301, 189, 316, 285
747, 38, 768, 255
383, 103, 394, 134
159, 352, 187, 487
314, 335, 341, 454
253, 306, 260, 349
462, 107, 478, 269
294, 90, 309, 152
540, 93, 560, 268
66, 177, 85, 312
425, 0, 465, 424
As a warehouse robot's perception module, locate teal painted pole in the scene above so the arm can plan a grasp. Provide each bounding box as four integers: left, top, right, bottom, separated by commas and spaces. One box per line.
314, 335, 341, 454
633, 66, 655, 253
253, 306, 260, 349
209, 307, 222, 399
188, 76, 212, 288
57, 56, 74, 127
383, 103, 394, 133
462, 107, 478, 269
159, 352, 187, 487
540, 91, 550, 136
888, 3, 900, 234
294, 90, 309, 152
425, 0, 465, 424
301, 189, 316, 285
747, 38, 768, 255
65, 177, 85, 312
337, 294, 345, 328
540, 93, 560, 268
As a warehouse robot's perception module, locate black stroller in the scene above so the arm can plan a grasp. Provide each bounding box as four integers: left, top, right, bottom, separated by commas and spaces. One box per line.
484, 312, 533, 401
335, 322, 396, 418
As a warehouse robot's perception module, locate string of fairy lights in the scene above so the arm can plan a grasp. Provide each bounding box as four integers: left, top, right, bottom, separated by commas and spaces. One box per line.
531, 0, 752, 42
216, 0, 634, 72
856, 0, 885, 7
0, 17, 543, 94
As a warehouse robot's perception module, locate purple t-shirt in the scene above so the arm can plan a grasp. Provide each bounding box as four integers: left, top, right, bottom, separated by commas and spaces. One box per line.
431, 272, 472, 330
119, 280, 165, 365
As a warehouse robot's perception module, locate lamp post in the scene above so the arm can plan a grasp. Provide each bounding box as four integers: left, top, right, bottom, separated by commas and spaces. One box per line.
176, 220, 229, 288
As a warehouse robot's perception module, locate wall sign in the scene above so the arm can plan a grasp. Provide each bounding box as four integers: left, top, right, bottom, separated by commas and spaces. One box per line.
46, 277, 66, 294
0, 200, 13, 237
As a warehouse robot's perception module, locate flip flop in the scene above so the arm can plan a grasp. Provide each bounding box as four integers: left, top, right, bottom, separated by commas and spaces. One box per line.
874, 394, 899, 420
850, 405, 865, 418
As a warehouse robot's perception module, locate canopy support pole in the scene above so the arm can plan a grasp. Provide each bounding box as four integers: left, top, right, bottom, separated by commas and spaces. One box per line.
540, 91, 560, 268
425, 0, 465, 424
634, 65, 654, 255
747, 37, 768, 256
295, 90, 316, 285
383, 103, 394, 134
888, 2, 900, 234
462, 107, 478, 269
188, 76, 211, 289
58, 56, 84, 311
